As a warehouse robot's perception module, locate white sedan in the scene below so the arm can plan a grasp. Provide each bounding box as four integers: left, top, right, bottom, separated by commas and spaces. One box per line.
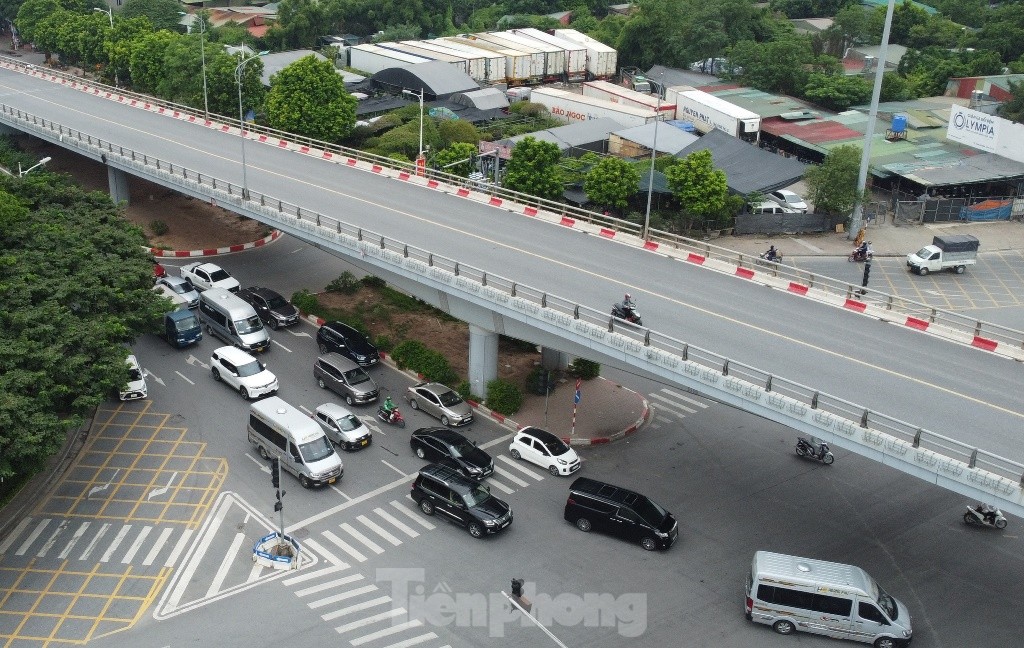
508, 427, 581, 476
119, 355, 148, 401
768, 189, 808, 213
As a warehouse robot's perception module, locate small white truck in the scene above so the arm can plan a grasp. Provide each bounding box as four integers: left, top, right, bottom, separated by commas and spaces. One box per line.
906, 235, 979, 275
180, 261, 240, 292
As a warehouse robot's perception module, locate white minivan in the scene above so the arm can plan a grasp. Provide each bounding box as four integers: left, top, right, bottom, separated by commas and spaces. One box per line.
248, 397, 343, 488
199, 288, 270, 353
745, 551, 912, 648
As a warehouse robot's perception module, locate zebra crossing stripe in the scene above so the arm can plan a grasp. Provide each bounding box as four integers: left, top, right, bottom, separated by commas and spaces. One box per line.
350, 619, 424, 646
661, 389, 709, 409
322, 530, 367, 563
36, 519, 70, 558
357, 515, 402, 547
485, 478, 515, 494
247, 560, 264, 583
79, 522, 111, 560
388, 500, 435, 530
297, 538, 350, 570
163, 528, 194, 568
372, 508, 419, 538
142, 527, 175, 566
100, 525, 133, 563
648, 392, 697, 414
57, 521, 91, 559
491, 466, 529, 487
382, 634, 441, 648
15, 519, 50, 556
496, 455, 545, 480
334, 607, 406, 634
283, 563, 347, 587
339, 522, 384, 555
0, 518, 32, 554
321, 596, 392, 622
308, 584, 379, 610
121, 526, 153, 564
295, 574, 364, 598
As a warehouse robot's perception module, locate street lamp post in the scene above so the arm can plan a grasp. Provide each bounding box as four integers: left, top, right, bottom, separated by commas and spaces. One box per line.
19, 156, 51, 177
181, 11, 209, 120
93, 7, 118, 88
402, 87, 425, 174
642, 77, 664, 241
235, 52, 262, 201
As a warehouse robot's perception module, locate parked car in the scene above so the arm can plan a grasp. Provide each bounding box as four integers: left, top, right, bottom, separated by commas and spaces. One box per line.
768, 189, 808, 213
156, 275, 200, 309
119, 354, 148, 401
154, 262, 167, 278
180, 261, 240, 293
410, 463, 512, 538
236, 286, 299, 329
317, 321, 380, 367
313, 353, 379, 406
410, 427, 493, 480
509, 427, 581, 476
313, 403, 372, 450
749, 201, 797, 215
564, 477, 678, 551
210, 345, 278, 400
407, 382, 474, 427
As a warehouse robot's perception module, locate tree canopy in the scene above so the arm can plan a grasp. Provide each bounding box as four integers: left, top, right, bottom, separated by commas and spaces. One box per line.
664, 149, 728, 219
502, 136, 563, 200
265, 55, 357, 142
120, 0, 185, 32
804, 144, 861, 216
583, 156, 640, 212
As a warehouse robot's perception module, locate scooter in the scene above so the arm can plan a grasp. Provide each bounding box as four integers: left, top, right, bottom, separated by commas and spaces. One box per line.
848, 247, 873, 262
795, 436, 834, 465
611, 303, 643, 326
964, 504, 1007, 529
377, 406, 406, 428
758, 251, 784, 264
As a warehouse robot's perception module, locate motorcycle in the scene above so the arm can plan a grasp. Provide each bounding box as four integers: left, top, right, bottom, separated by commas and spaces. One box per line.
848, 247, 873, 262
758, 251, 784, 264
377, 406, 406, 428
964, 504, 1007, 529
795, 436, 834, 465
611, 303, 643, 326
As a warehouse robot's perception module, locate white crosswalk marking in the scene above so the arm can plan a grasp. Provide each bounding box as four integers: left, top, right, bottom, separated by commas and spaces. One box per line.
296, 574, 364, 598
491, 466, 529, 487
321, 596, 392, 621
322, 530, 367, 563
298, 539, 350, 570
247, 561, 265, 583
340, 522, 385, 555
388, 500, 435, 530
57, 521, 91, 559
16, 519, 50, 556
142, 527, 174, 566
36, 519, 69, 558
649, 392, 697, 414
351, 619, 424, 646
308, 584, 379, 610
357, 515, 402, 547
0, 518, 32, 554
284, 563, 348, 587
485, 478, 515, 494
100, 525, 133, 563
496, 455, 545, 480
373, 508, 419, 538
121, 526, 152, 564
381, 634, 440, 648
163, 528, 194, 568
79, 523, 111, 560
334, 607, 407, 633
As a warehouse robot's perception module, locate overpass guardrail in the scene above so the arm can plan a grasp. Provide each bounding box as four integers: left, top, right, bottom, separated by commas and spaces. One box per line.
1, 99, 1022, 512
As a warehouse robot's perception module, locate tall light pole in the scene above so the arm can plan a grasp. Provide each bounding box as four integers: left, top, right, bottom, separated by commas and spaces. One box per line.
402, 87, 425, 174
642, 75, 664, 241
19, 156, 51, 176
235, 52, 263, 200
93, 7, 118, 88
181, 11, 209, 120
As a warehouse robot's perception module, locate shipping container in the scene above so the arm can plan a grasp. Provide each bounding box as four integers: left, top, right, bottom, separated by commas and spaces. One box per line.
665, 86, 760, 139
552, 28, 617, 79
582, 80, 676, 118
529, 87, 660, 128
349, 44, 431, 75
398, 41, 488, 83
494, 31, 565, 81
446, 35, 538, 84
378, 42, 469, 75
509, 28, 587, 82
423, 39, 507, 84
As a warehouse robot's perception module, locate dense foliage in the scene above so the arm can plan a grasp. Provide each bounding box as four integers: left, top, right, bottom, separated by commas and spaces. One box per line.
804, 144, 862, 216
266, 54, 357, 142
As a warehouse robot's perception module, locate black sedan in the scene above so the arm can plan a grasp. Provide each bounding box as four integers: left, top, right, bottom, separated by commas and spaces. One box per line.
410, 427, 494, 481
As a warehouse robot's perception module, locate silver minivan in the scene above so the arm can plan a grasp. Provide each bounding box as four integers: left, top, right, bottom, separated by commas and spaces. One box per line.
247, 396, 343, 488
313, 353, 379, 406
199, 288, 270, 353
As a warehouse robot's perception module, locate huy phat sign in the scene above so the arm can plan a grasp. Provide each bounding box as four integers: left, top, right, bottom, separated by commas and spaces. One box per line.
946, 105, 1024, 164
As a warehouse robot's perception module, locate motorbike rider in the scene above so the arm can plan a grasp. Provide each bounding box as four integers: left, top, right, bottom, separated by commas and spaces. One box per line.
856, 241, 870, 259
978, 503, 998, 525
764, 245, 779, 261
382, 396, 397, 421
620, 293, 637, 318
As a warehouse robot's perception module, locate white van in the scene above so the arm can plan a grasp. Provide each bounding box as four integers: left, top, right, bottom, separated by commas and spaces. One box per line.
199, 288, 270, 353
248, 396, 343, 488
745, 551, 912, 648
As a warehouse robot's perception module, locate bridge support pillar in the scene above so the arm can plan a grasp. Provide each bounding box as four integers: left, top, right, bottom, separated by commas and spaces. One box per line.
541, 347, 568, 371
468, 325, 499, 398
107, 164, 130, 205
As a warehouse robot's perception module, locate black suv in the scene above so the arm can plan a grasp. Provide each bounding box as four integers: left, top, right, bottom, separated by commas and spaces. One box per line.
564, 477, 678, 551
317, 321, 380, 367
236, 286, 299, 329
410, 463, 512, 538
410, 427, 493, 481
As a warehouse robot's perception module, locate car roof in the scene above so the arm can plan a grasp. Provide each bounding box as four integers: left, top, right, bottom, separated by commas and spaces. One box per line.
316, 402, 356, 418
518, 427, 561, 443
569, 477, 644, 506
214, 345, 257, 363
415, 382, 449, 394
160, 275, 189, 285
196, 262, 223, 271
413, 427, 463, 443
326, 321, 361, 334
318, 352, 360, 370
242, 286, 280, 299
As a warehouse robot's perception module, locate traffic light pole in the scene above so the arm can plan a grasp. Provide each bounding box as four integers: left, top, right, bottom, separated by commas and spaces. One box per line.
504, 579, 568, 648
271, 458, 286, 548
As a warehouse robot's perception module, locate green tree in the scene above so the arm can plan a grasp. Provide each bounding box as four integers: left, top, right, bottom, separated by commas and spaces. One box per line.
583, 156, 641, 212
268, 0, 329, 49
729, 36, 814, 95
127, 29, 179, 93
120, 0, 185, 32
997, 81, 1024, 125
15, 0, 83, 48
371, 23, 423, 43
436, 119, 480, 148
266, 55, 357, 142
664, 149, 728, 219
106, 16, 154, 88
433, 142, 478, 177
200, 50, 265, 117
804, 144, 861, 216
804, 73, 872, 111
502, 136, 563, 200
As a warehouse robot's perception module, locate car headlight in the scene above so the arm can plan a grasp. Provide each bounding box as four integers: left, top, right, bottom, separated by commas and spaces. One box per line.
483, 519, 496, 527
903, 630, 911, 638
467, 466, 482, 474
655, 531, 668, 538
557, 459, 567, 465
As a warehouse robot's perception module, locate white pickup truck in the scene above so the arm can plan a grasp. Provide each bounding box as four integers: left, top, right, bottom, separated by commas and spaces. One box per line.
906, 235, 979, 275
180, 261, 240, 292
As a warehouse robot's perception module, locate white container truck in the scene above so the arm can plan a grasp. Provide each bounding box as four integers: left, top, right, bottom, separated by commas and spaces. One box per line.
552, 28, 617, 79
582, 80, 676, 118
379, 42, 469, 75
400, 41, 487, 82
905, 234, 979, 275
665, 86, 761, 140
509, 28, 586, 81
425, 39, 507, 83
349, 44, 431, 75
530, 87, 660, 128
469, 33, 547, 81
446, 35, 535, 84
494, 30, 565, 80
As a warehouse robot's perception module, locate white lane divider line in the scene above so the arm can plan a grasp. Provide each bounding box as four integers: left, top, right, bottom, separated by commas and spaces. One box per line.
206, 531, 247, 598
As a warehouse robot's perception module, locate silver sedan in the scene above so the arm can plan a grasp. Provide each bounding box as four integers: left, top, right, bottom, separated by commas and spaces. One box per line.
406, 382, 474, 427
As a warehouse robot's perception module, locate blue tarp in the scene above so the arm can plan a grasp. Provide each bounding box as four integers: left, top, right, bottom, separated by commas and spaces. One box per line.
960, 200, 1013, 221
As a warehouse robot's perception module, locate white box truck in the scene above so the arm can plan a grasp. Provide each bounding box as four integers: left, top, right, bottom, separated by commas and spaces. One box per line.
509, 28, 587, 82
379, 42, 469, 75
582, 80, 676, 118
400, 41, 486, 82
553, 28, 617, 79
530, 87, 660, 128
494, 30, 565, 80
905, 234, 979, 275
445, 36, 534, 84
665, 86, 761, 140
470, 32, 548, 81
349, 44, 431, 75
425, 39, 507, 83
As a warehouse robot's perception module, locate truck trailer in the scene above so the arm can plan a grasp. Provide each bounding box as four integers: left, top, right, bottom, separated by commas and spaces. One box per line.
445, 35, 537, 84
582, 80, 676, 118
424, 39, 507, 84
906, 235, 980, 275
349, 44, 431, 75
529, 87, 661, 128
665, 86, 761, 140
552, 28, 617, 79
508, 28, 587, 82
378, 42, 469, 75
493, 30, 565, 81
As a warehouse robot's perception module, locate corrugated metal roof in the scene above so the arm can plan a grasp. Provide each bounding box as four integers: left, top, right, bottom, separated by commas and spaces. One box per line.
611, 122, 699, 155
508, 117, 622, 148
675, 130, 807, 194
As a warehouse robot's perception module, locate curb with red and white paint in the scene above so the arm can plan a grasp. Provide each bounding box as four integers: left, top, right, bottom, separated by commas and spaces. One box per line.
148, 229, 282, 258
300, 313, 650, 446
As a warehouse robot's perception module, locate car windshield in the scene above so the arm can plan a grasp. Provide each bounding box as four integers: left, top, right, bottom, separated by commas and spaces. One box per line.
236, 360, 263, 378
128, 368, 143, 382
337, 414, 361, 432
448, 439, 474, 458
914, 247, 931, 258
876, 584, 898, 620
543, 439, 570, 456
167, 282, 187, 294
235, 316, 264, 335
299, 435, 335, 462
344, 368, 370, 385
209, 268, 231, 282
266, 295, 289, 309
438, 390, 462, 407
633, 496, 668, 527
174, 315, 199, 332
462, 484, 491, 508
